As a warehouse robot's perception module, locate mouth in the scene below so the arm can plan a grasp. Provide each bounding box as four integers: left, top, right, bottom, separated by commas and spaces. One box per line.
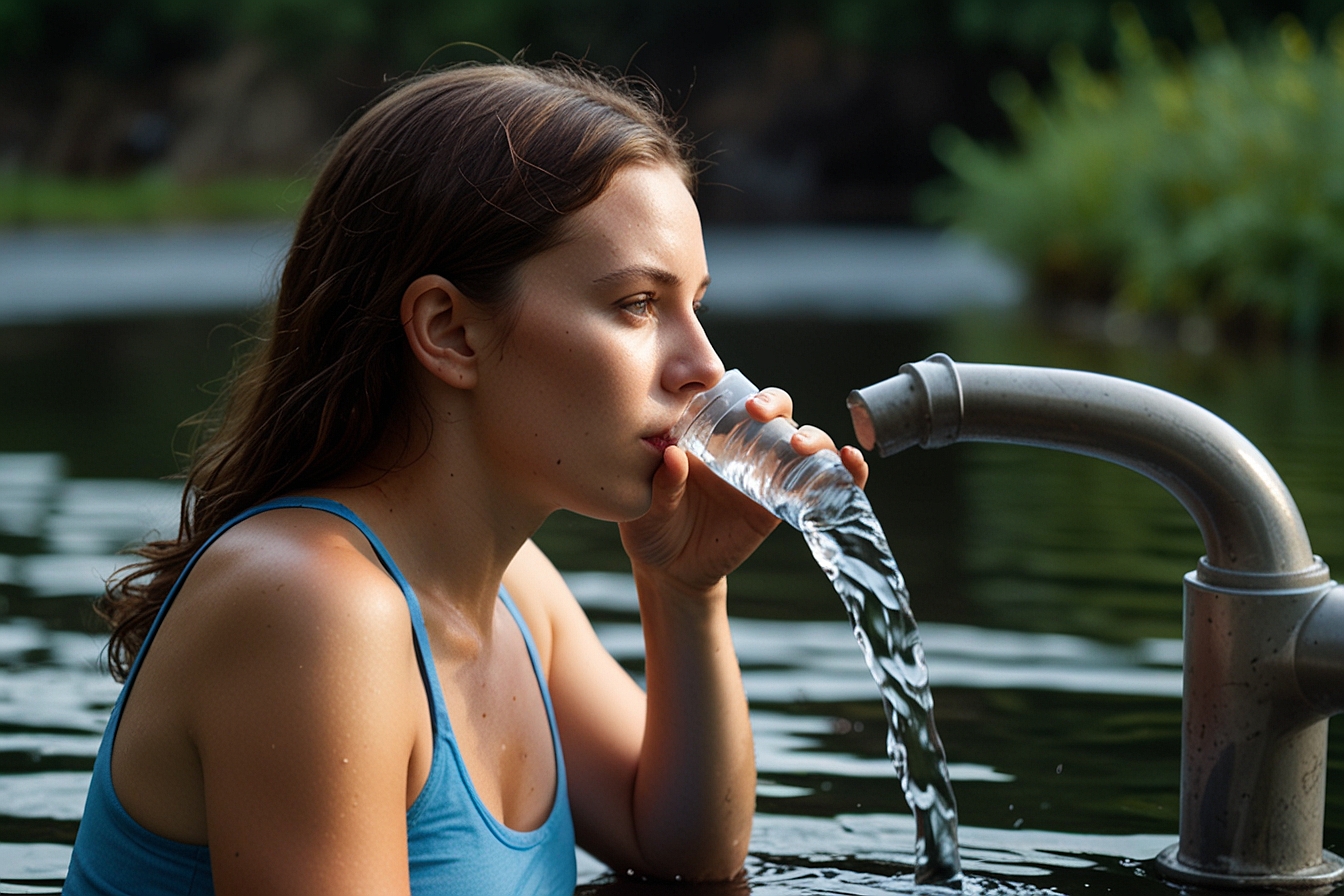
643, 431, 678, 453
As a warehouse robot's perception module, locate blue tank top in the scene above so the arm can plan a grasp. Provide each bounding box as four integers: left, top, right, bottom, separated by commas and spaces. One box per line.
64, 497, 577, 895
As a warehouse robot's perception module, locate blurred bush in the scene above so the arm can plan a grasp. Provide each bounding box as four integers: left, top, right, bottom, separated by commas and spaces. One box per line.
4, 0, 1340, 226
923, 3, 1344, 345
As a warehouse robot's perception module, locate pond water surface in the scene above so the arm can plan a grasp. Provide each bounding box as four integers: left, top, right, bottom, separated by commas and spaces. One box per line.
0, 308, 1341, 894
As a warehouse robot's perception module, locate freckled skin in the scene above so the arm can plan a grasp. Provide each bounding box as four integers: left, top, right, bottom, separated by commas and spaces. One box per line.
464, 165, 722, 525
104, 162, 870, 893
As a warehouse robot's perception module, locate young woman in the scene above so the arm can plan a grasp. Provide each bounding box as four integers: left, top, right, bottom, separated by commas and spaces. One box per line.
64, 62, 867, 895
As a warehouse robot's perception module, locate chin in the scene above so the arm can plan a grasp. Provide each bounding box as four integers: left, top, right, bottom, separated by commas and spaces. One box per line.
571, 484, 653, 523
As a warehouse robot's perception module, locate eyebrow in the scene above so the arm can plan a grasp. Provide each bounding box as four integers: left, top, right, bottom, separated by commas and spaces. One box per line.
592, 265, 711, 292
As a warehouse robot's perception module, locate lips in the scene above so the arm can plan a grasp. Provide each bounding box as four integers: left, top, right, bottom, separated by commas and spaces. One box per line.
643, 431, 678, 453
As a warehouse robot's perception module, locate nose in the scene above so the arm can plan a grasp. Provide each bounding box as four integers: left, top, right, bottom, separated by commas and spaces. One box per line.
664, 312, 724, 395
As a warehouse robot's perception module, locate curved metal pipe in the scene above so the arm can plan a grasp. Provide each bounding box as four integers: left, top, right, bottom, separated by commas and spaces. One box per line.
848, 353, 1316, 575
1296, 584, 1344, 717
849, 354, 1343, 888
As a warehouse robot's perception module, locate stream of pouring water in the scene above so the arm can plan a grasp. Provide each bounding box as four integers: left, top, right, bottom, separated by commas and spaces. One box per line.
674, 393, 962, 885
798, 483, 961, 884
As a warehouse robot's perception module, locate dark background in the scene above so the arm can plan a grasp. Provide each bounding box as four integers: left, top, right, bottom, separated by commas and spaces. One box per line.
5, 0, 1342, 224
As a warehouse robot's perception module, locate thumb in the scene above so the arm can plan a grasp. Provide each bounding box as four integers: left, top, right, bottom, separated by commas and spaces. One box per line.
646, 444, 690, 518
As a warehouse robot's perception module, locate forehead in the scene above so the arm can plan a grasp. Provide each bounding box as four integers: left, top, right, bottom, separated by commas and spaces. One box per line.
543, 163, 707, 278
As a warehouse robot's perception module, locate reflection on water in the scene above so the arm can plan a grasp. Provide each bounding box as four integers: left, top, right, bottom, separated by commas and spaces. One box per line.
0, 456, 179, 605
0, 562, 1183, 894
0, 470, 1194, 893
1, 309, 1342, 893
582, 812, 1170, 894
0, 615, 112, 892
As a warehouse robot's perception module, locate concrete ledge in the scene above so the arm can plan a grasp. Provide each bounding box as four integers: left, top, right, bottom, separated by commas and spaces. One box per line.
0, 225, 292, 324
702, 227, 1021, 317
0, 224, 1022, 325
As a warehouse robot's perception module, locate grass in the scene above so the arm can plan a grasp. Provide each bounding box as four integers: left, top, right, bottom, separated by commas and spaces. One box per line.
0, 172, 313, 226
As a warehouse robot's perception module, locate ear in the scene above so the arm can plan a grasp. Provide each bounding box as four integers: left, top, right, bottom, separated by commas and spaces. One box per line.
400, 274, 479, 390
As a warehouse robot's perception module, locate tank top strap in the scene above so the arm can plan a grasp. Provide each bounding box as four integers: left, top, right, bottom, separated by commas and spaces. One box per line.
255, 496, 449, 741
496, 587, 565, 784
122, 496, 450, 742
70, 496, 575, 896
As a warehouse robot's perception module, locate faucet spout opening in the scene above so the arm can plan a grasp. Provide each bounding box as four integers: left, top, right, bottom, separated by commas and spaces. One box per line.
851, 354, 1339, 888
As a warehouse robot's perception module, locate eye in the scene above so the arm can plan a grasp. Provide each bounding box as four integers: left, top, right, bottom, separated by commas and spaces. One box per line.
621, 295, 655, 318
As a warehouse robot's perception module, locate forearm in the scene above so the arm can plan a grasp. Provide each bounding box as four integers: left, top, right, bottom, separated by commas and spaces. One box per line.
630, 568, 755, 881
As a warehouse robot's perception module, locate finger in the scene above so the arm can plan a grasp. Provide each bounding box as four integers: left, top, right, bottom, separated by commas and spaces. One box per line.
840, 445, 869, 490
790, 424, 838, 455
647, 444, 690, 515
745, 387, 794, 423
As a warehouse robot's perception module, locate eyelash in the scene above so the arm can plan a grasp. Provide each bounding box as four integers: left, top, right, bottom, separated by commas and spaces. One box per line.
622, 295, 655, 317
620, 295, 706, 318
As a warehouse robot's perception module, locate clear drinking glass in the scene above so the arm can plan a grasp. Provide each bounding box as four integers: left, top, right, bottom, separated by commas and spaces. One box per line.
669, 369, 856, 529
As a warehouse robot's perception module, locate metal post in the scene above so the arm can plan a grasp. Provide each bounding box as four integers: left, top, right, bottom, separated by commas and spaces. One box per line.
848, 354, 1344, 888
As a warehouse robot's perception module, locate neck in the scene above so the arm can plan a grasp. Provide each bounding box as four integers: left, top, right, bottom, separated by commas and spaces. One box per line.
313, 400, 551, 633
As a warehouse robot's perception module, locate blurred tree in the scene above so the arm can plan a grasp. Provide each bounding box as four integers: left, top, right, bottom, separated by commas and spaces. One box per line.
0, 0, 222, 75
7, 0, 1343, 88
4, 0, 1344, 224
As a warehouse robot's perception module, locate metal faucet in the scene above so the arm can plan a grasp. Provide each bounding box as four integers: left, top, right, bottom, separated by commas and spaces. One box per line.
848, 353, 1344, 889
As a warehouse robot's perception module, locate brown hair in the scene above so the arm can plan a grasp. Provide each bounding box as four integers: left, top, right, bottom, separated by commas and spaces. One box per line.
100, 61, 696, 680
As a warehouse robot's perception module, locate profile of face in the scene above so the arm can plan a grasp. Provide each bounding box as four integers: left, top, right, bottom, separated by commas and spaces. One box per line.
468, 162, 725, 522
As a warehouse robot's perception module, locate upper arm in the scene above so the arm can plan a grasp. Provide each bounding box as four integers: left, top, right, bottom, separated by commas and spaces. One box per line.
503, 541, 650, 869
185, 534, 423, 895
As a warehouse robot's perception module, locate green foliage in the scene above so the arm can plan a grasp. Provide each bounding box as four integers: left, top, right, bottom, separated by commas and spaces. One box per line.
0, 0, 223, 75
0, 173, 312, 225
952, 0, 1116, 54
924, 4, 1344, 340
3, 0, 1338, 86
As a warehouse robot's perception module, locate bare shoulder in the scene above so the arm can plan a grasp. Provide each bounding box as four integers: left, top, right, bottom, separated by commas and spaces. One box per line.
180, 507, 412, 655
160, 507, 422, 719
155, 508, 423, 892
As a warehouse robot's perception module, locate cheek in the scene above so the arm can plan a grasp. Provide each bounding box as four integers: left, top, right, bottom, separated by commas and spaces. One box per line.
512, 324, 647, 411
484, 312, 656, 470
479, 350, 600, 469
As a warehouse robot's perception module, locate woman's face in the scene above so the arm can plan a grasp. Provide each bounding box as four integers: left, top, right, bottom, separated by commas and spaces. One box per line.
470, 162, 724, 521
